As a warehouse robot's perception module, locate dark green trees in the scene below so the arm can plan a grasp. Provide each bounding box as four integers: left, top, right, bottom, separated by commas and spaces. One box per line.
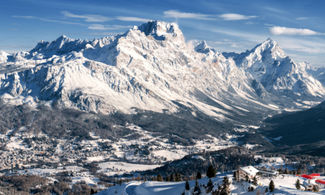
206, 165, 216, 178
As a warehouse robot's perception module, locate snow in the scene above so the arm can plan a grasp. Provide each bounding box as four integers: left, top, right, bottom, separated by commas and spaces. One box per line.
71, 172, 99, 185
87, 156, 105, 162
243, 144, 259, 149
98, 161, 161, 176
151, 150, 186, 162
273, 136, 283, 141
97, 173, 324, 195
240, 166, 259, 176
18, 166, 83, 177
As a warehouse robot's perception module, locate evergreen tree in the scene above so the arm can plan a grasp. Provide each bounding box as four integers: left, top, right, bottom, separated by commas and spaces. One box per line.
284, 168, 289, 174
269, 180, 275, 192
196, 172, 202, 180
185, 180, 190, 191
233, 171, 236, 180
206, 179, 214, 193
193, 180, 201, 195
176, 173, 181, 182
157, 174, 163, 181
233, 170, 239, 182
220, 176, 230, 195
206, 165, 216, 178
253, 176, 258, 185
170, 173, 175, 182
295, 179, 301, 190
222, 176, 230, 187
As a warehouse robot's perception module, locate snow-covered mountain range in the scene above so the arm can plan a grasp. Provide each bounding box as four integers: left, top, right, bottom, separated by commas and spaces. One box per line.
0, 21, 324, 120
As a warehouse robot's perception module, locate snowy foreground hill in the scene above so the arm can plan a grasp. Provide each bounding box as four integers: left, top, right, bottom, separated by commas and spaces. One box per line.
97, 173, 324, 195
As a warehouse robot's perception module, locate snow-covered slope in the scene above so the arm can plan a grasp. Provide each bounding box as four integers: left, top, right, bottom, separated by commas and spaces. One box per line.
307, 65, 325, 86
97, 173, 323, 195
225, 38, 325, 101
0, 21, 324, 118
0, 51, 8, 63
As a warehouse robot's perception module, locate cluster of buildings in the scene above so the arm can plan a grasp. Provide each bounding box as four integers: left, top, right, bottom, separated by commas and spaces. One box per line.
300, 173, 325, 190
0, 132, 113, 175
237, 165, 278, 180
236, 165, 325, 190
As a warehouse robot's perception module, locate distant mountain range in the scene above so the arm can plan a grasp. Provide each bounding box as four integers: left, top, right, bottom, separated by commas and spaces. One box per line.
0, 21, 324, 119
0, 21, 325, 157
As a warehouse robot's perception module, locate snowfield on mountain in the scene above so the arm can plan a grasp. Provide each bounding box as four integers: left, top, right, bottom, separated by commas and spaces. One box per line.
0, 21, 324, 120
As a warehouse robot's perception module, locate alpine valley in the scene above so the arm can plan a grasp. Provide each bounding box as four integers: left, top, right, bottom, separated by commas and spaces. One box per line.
1, 21, 325, 194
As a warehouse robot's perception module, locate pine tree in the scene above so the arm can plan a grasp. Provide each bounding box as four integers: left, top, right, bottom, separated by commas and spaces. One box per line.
170, 173, 175, 182
206, 179, 214, 193
220, 176, 230, 195
253, 176, 258, 185
295, 179, 301, 190
193, 180, 201, 195
185, 180, 190, 191
248, 186, 254, 192
284, 168, 289, 174
176, 173, 181, 181
297, 168, 302, 175
157, 174, 163, 181
206, 165, 216, 178
196, 172, 202, 180
233, 171, 236, 180
269, 180, 275, 192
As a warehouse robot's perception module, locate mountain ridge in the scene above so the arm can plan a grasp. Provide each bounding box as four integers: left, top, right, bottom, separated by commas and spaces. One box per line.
0, 21, 324, 119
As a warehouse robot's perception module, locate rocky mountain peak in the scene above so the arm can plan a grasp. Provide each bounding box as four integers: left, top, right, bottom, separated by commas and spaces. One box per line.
30, 35, 87, 58
194, 41, 215, 54
135, 20, 184, 41
252, 38, 286, 60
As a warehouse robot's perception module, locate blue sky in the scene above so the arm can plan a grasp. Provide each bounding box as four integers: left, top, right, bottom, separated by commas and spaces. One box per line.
1, 0, 325, 66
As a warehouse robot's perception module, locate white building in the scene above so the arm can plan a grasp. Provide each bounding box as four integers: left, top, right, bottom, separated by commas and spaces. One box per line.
238, 166, 259, 180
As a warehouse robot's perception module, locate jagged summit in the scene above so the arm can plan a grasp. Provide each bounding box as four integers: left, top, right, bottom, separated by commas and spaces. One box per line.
135, 20, 183, 41
194, 41, 215, 54
251, 38, 286, 60
30, 35, 87, 57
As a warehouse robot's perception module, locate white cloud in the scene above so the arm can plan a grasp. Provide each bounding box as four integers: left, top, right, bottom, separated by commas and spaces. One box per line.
116, 16, 149, 22
62, 11, 110, 22
296, 17, 309, 20
211, 28, 265, 41
12, 15, 35, 19
275, 37, 325, 54
88, 24, 130, 31
12, 15, 84, 25
219, 13, 257, 21
270, 26, 322, 36
163, 10, 214, 20
263, 6, 285, 14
